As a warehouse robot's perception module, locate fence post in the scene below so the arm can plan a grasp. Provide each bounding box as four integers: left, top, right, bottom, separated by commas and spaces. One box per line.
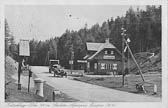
34, 78, 44, 97
52, 90, 61, 101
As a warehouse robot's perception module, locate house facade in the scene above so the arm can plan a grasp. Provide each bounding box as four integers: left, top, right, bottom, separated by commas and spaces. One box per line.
83, 38, 122, 74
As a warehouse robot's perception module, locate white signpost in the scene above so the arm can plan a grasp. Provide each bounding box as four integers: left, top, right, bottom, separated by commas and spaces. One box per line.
19, 40, 30, 56
69, 60, 73, 64
18, 40, 30, 90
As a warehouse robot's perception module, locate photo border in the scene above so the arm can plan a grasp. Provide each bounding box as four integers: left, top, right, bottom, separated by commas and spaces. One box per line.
0, 0, 167, 108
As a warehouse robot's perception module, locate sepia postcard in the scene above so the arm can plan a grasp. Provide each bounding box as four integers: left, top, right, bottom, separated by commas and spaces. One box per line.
0, 0, 168, 108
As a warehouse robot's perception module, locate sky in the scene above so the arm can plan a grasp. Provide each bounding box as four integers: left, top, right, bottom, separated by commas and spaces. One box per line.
5, 5, 146, 43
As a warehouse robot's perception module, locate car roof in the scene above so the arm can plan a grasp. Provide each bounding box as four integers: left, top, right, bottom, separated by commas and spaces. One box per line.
53, 64, 59, 66
50, 60, 59, 61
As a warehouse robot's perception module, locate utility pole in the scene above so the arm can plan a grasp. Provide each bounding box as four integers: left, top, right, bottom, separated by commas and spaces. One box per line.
124, 39, 145, 82
47, 50, 50, 66
56, 43, 57, 60
44, 50, 49, 66
121, 27, 126, 86
70, 44, 74, 74
127, 42, 129, 74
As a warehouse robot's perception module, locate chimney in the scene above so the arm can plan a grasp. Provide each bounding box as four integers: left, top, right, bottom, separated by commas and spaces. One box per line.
105, 38, 109, 43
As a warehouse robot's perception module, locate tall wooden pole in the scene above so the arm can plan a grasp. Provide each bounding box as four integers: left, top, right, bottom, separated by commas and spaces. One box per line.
28, 69, 31, 92
121, 28, 125, 86
48, 51, 49, 61
17, 43, 21, 90
56, 44, 57, 60
126, 37, 130, 74
124, 39, 145, 82
18, 56, 21, 90
70, 44, 74, 74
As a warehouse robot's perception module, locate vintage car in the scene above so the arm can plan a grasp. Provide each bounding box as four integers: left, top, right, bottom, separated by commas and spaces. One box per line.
49, 60, 60, 73
52, 64, 67, 77
49, 60, 67, 77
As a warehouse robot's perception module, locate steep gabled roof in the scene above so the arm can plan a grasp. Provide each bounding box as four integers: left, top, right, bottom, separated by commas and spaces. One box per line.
86, 42, 104, 51
88, 42, 116, 60
86, 38, 122, 60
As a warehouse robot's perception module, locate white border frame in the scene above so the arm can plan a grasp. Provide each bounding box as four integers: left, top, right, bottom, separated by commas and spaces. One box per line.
0, 0, 167, 108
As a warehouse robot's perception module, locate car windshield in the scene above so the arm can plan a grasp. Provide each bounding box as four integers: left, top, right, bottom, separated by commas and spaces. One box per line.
53, 66, 57, 68
51, 61, 59, 65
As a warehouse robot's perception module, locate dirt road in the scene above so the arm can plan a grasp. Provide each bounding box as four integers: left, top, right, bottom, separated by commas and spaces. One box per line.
31, 66, 161, 102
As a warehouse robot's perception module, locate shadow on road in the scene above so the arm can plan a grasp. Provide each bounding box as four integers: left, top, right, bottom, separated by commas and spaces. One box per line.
42, 72, 51, 74
48, 76, 64, 78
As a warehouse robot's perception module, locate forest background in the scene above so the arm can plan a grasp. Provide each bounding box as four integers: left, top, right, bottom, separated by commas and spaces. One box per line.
5, 6, 161, 69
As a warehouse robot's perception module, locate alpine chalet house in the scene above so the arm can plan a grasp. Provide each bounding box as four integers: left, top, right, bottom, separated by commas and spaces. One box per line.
84, 38, 122, 75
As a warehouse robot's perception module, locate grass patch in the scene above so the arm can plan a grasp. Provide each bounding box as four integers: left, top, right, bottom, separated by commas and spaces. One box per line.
73, 74, 161, 97
5, 83, 45, 102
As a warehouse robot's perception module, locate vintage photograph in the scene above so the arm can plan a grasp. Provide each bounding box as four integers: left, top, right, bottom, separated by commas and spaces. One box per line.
5, 5, 162, 102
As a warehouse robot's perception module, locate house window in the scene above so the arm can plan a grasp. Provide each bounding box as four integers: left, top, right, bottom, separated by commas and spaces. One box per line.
87, 62, 90, 68
113, 64, 117, 70
111, 51, 114, 54
111, 64, 113, 70
107, 64, 109, 69
105, 50, 108, 54
94, 63, 97, 69
105, 64, 108, 70
106, 64, 110, 70
101, 63, 105, 69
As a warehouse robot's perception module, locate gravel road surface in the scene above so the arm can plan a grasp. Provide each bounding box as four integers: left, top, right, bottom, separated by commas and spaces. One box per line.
31, 66, 161, 102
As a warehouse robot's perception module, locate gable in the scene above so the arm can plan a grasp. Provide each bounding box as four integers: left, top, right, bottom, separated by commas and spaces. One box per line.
93, 48, 122, 60
88, 43, 118, 60
85, 39, 122, 60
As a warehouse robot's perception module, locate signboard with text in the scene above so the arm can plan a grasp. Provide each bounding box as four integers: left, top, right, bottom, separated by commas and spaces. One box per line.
77, 60, 87, 63
103, 55, 115, 59
19, 40, 30, 56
